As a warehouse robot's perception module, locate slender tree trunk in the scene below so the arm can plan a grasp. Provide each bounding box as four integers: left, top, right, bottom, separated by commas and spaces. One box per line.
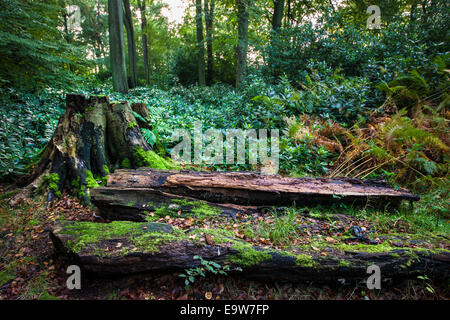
235, 0, 249, 89
204, 0, 215, 85
285, 0, 291, 27
123, 0, 138, 88
137, 0, 150, 85
95, 1, 104, 72
328, 0, 335, 12
108, 0, 129, 93
269, 0, 284, 79
195, 0, 206, 86
410, 1, 417, 21
271, 0, 284, 30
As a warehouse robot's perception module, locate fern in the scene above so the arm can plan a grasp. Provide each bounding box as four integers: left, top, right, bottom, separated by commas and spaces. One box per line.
141, 128, 157, 147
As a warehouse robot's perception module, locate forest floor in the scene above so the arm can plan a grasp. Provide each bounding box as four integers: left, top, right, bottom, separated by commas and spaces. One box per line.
0, 183, 449, 300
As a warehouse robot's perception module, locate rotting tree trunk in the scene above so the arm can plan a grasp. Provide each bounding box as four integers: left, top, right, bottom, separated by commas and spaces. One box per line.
12, 95, 151, 206
90, 168, 419, 221
49, 221, 450, 280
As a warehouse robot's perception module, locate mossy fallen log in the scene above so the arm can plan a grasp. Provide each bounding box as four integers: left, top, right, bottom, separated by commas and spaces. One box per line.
90, 187, 254, 221
91, 169, 419, 221
50, 221, 449, 281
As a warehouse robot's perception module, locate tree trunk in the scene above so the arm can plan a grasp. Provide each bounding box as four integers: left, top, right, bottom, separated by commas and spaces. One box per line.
271, 0, 284, 30
123, 0, 138, 89
50, 221, 450, 280
196, 0, 206, 86
204, 0, 215, 85
269, 0, 284, 78
235, 0, 249, 89
13, 95, 151, 205
137, 0, 150, 86
285, 0, 292, 27
90, 169, 419, 221
108, 0, 129, 93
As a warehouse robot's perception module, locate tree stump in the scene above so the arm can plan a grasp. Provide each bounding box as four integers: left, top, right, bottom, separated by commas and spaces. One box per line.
13, 94, 152, 204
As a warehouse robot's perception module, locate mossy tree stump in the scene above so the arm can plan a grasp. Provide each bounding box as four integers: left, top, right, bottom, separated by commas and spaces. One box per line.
15, 94, 156, 204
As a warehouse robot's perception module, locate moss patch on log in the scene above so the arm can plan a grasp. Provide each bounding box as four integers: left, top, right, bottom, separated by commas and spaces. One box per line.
60, 220, 182, 255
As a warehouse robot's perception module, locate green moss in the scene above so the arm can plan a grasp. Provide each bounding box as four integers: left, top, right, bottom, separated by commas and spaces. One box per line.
295, 253, 316, 267
134, 147, 181, 170
85, 170, 100, 188
172, 199, 222, 218
331, 241, 399, 253
60, 221, 183, 254
192, 228, 235, 243
338, 259, 351, 267
132, 231, 179, 253
148, 198, 222, 219
121, 158, 131, 169
38, 173, 60, 198
128, 121, 137, 129
230, 242, 272, 267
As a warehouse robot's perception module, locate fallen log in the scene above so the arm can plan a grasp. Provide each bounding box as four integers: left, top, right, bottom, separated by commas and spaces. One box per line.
50, 221, 450, 282
91, 169, 419, 221
91, 186, 254, 221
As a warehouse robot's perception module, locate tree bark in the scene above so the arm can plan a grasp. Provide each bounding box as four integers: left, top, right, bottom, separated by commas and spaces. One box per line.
13, 95, 151, 205
90, 169, 419, 221
235, 0, 249, 89
137, 0, 150, 86
195, 0, 206, 86
123, 0, 138, 89
50, 221, 450, 280
271, 0, 284, 30
108, 0, 129, 93
269, 0, 284, 78
204, 0, 215, 85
